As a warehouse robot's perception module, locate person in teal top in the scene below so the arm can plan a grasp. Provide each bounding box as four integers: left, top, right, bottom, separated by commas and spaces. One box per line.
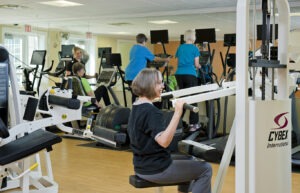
125, 33, 169, 103
175, 45, 200, 77
175, 30, 201, 131
72, 62, 111, 108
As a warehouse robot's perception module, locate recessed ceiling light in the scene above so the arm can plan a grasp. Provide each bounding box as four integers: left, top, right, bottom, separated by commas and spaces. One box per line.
110, 32, 131, 35
215, 28, 220, 32
148, 20, 178, 25
39, 1, 83, 7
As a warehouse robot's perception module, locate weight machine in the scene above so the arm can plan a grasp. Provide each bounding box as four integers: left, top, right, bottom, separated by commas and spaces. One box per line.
0, 45, 131, 192
0, 46, 85, 193
168, 1, 291, 192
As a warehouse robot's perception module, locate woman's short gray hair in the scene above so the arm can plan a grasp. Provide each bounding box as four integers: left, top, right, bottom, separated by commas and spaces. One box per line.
184, 30, 196, 43
132, 68, 162, 99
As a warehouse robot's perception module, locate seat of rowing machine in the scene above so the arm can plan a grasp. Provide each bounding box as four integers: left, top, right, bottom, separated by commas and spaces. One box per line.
0, 129, 62, 166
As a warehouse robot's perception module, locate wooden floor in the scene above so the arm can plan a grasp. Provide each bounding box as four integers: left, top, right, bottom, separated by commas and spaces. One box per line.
36, 137, 300, 193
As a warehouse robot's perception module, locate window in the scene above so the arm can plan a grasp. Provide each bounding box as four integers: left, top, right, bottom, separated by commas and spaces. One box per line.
3, 29, 46, 86
4, 34, 24, 68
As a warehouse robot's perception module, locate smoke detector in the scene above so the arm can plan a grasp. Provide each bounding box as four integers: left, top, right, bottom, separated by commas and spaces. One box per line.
108, 22, 132, 26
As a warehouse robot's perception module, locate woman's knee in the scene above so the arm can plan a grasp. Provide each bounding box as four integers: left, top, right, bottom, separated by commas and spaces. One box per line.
199, 162, 212, 178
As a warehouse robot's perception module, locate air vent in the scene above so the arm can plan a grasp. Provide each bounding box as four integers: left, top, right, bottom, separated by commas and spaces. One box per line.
0, 4, 28, 9
108, 22, 132, 26
4, 33, 13, 39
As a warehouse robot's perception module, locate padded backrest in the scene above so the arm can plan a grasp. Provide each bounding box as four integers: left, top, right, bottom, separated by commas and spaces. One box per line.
0, 47, 9, 137
70, 76, 87, 96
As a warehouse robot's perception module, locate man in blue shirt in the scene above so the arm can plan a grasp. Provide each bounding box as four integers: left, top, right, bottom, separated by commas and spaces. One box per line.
125, 33, 169, 103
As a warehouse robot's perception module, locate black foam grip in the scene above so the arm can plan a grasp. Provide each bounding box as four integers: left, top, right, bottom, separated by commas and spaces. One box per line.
161, 94, 173, 100
0, 118, 9, 139
183, 103, 199, 113
60, 78, 67, 90
23, 97, 39, 121
1, 177, 7, 189
0, 47, 9, 63
48, 95, 80, 110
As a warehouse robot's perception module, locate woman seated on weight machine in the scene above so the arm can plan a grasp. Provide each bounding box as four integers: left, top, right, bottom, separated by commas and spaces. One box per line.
72, 62, 111, 108
127, 68, 212, 193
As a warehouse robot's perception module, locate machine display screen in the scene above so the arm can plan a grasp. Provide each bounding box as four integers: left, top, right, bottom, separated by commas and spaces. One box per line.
195, 28, 216, 44
30, 50, 47, 66
224, 34, 236, 47
61, 45, 75, 59
150, 30, 169, 44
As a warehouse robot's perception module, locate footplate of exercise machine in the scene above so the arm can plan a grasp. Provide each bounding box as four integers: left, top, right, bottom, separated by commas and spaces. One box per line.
92, 125, 127, 148
178, 136, 231, 163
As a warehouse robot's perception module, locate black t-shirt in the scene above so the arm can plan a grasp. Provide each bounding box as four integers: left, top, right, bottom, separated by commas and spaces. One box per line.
66, 58, 85, 76
127, 103, 172, 175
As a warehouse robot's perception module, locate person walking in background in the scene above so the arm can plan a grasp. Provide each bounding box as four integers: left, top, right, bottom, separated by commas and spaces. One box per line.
175, 29, 201, 131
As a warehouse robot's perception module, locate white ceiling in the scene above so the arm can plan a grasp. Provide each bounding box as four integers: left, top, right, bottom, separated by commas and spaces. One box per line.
0, 0, 300, 40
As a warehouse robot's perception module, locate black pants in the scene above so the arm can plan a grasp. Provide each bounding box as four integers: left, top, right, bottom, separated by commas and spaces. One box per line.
94, 85, 111, 106
127, 81, 138, 104
175, 75, 199, 124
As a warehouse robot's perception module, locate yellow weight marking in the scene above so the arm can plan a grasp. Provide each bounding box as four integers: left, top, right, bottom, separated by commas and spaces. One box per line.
62, 114, 67, 119
30, 163, 39, 171
49, 89, 55, 95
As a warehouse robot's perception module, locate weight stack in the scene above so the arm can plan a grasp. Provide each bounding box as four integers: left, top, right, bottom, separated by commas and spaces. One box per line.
95, 104, 131, 131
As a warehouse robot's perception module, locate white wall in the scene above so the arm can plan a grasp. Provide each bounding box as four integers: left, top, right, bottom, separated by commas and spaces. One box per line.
289, 30, 300, 63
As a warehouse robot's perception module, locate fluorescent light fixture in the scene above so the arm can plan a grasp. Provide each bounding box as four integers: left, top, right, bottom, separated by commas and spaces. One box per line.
39, 0, 83, 7
110, 32, 131, 35
148, 20, 178, 25
291, 12, 300, 17
275, 12, 300, 17
215, 28, 220, 32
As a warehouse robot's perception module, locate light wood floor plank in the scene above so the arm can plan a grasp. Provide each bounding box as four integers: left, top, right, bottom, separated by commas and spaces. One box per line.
48, 138, 300, 193
5, 137, 300, 193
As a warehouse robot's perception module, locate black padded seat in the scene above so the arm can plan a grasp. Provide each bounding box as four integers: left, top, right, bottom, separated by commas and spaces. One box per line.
129, 175, 190, 188
129, 153, 192, 188
0, 129, 62, 166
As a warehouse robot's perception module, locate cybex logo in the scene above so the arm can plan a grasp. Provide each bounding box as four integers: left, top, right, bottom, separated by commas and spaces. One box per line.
268, 112, 289, 142
272, 112, 288, 130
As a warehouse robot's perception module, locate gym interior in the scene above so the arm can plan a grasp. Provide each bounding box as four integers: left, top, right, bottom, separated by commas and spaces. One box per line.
0, 0, 300, 193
